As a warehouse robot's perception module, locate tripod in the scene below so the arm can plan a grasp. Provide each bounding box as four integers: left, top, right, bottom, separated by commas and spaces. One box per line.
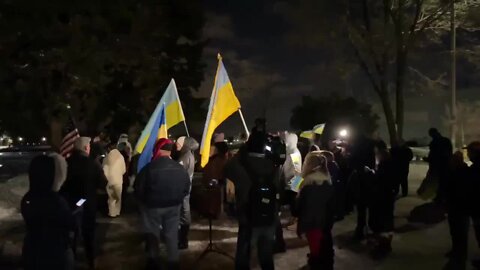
195, 216, 234, 264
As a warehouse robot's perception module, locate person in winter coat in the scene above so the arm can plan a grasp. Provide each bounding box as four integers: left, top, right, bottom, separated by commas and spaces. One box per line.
282, 133, 302, 229
22, 154, 75, 270
134, 138, 190, 270
368, 141, 396, 257
467, 142, 480, 269
321, 151, 345, 220
60, 137, 107, 269
117, 134, 132, 161
444, 151, 470, 270
175, 136, 199, 250
103, 149, 126, 217
390, 140, 413, 197
202, 142, 229, 185
297, 152, 335, 270
348, 134, 376, 240
117, 143, 131, 211
426, 128, 453, 204
224, 133, 280, 270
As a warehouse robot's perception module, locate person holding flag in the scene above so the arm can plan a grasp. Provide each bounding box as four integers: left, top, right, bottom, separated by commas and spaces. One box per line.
134, 137, 190, 270
134, 104, 190, 269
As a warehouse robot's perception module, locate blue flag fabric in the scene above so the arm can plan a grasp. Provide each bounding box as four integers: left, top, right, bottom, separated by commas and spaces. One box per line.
137, 105, 166, 173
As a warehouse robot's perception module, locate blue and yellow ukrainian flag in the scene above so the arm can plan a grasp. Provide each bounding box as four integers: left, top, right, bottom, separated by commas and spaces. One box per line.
134, 79, 186, 154
200, 54, 241, 167
137, 105, 168, 173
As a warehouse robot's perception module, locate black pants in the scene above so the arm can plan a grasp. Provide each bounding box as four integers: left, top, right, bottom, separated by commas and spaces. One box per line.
236, 224, 275, 270
73, 215, 96, 267
473, 215, 480, 249
396, 170, 409, 197
274, 217, 286, 251
355, 202, 368, 237
283, 190, 298, 217
448, 211, 470, 261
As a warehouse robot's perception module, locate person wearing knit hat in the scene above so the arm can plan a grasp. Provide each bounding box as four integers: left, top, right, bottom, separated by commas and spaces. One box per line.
175, 136, 199, 250
134, 138, 190, 270
152, 138, 174, 160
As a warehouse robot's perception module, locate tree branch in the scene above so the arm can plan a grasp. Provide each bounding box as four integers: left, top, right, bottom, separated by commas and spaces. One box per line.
350, 36, 381, 94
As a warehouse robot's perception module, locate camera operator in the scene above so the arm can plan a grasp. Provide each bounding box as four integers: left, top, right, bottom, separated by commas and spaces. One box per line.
224, 121, 284, 270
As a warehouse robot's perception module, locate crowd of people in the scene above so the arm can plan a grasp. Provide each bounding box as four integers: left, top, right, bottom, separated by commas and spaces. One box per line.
18, 121, 480, 270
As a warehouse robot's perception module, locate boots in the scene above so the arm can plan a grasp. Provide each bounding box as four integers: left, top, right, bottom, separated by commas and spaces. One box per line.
178, 225, 190, 250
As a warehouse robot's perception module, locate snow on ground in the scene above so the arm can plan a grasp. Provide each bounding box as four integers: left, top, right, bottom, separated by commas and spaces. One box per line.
1, 163, 479, 269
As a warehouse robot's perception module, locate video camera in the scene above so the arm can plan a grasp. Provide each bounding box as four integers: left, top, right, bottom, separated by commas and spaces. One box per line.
265, 134, 287, 166
247, 118, 287, 166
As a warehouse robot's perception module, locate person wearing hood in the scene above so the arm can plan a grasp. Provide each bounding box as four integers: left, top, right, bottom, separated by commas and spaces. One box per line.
296, 152, 335, 269
103, 148, 126, 217
175, 136, 199, 250
22, 154, 75, 270
282, 132, 302, 230
117, 134, 132, 161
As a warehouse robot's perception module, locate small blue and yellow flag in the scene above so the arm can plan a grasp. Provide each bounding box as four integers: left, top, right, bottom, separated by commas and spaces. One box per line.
137, 105, 167, 173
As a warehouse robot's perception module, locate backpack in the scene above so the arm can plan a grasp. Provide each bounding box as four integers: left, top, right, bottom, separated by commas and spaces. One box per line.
241, 152, 278, 227
248, 179, 277, 227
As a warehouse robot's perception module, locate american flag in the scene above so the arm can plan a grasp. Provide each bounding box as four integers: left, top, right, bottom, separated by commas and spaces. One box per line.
60, 114, 80, 157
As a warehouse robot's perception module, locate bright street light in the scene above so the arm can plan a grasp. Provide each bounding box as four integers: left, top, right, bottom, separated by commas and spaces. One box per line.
41, 137, 47, 142
339, 129, 348, 138
18, 137, 24, 142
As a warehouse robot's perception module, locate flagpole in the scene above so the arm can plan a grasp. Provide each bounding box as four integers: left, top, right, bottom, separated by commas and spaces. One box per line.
65, 104, 80, 134
238, 109, 249, 137
171, 78, 190, 137
163, 102, 168, 138
183, 121, 190, 137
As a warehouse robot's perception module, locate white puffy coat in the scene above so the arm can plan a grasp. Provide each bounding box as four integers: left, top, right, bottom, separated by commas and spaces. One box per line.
103, 149, 126, 186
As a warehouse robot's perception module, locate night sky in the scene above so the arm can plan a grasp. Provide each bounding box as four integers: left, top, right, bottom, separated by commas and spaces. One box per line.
198, 0, 351, 135
196, 0, 480, 142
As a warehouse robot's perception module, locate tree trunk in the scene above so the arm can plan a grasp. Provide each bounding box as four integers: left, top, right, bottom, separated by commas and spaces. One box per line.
395, 49, 407, 143
378, 86, 397, 144
450, 0, 457, 148
50, 119, 62, 152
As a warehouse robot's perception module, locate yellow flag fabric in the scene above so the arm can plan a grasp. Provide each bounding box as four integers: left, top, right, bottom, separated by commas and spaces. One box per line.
300, 130, 314, 139
134, 79, 186, 154
313, 123, 326, 135
200, 56, 241, 167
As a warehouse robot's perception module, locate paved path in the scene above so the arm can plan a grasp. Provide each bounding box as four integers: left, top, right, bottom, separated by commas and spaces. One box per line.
1, 163, 479, 269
